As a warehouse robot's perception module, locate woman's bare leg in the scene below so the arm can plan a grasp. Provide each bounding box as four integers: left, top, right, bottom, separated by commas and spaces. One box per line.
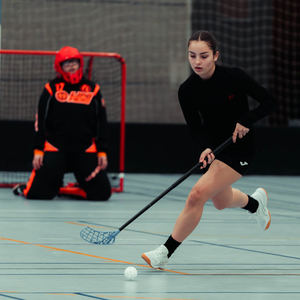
141, 160, 271, 268
172, 159, 241, 242
211, 186, 248, 210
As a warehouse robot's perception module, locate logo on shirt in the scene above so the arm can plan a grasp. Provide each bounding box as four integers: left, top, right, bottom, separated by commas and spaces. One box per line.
55, 90, 94, 105
80, 84, 92, 92
240, 161, 248, 166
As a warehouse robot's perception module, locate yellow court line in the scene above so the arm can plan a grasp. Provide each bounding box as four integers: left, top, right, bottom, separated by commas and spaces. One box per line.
2, 236, 295, 276
0, 236, 189, 275
0, 236, 138, 265
66, 221, 171, 236
0, 291, 194, 300
48, 293, 77, 296
66, 221, 108, 229
48, 293, 76, 296
97, 295, 197, 300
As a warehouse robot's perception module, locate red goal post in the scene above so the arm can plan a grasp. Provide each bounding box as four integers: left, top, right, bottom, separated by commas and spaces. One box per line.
0, 49, 126, 192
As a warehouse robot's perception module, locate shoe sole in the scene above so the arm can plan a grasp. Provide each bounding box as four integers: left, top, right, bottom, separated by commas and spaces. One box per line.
141, 253, 153, 268
141, 253, 166, 269
261, 188, 271, 230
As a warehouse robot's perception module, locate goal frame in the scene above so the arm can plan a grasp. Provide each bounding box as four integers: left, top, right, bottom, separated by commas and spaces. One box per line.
0, 49, 126, 192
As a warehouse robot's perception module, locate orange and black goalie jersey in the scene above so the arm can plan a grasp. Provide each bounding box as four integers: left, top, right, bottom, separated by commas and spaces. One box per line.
34, 77, 109, 154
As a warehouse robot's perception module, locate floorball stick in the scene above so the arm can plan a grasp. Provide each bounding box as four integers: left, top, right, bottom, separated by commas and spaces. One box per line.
80, 136, 233, 245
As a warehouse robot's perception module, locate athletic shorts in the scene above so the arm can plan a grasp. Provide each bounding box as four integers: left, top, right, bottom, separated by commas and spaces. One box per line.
215, 151, 254, 175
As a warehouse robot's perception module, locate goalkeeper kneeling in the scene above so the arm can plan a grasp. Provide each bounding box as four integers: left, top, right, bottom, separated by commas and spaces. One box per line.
13, 46, 111, 201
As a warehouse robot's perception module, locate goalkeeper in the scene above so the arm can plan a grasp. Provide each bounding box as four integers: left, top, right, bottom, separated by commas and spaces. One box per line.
13, 46, 111, 200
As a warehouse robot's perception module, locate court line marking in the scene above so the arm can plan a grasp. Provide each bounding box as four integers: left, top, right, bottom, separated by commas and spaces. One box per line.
73, 221, 300, 261
0, 293, 24, 300
66, 221, 107, 229
190, 239, 300, 261
46, 293, 75, 296
74, 293, 109, 299
94, 294, 300, 299
1, 291, 300, 299
94, 296, 208, 300
0, 236, 188, 275
1, 236, 299, 276
68, 221, 169, 237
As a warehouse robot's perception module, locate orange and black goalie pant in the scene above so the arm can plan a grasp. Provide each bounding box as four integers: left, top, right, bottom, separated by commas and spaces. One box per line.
24, 151, 111, 200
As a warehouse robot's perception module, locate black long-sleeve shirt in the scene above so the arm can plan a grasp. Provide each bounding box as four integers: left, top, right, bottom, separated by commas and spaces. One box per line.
34, 77, 109, 153
178, 65, 275, 155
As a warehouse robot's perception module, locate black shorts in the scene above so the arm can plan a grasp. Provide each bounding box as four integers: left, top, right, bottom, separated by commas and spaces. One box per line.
215, 151, 254, 175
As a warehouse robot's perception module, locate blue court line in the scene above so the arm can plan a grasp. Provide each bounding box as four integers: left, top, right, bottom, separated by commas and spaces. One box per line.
191, 239, 300, 261
2, 291, 300, 297
0, 294, 24, 300
93, 291, 300, 295
79, 220, 300, 261
79, 291, 300, 295
1, 262, 300, 266
74, 293, 109, 299
158, 291, 300, 294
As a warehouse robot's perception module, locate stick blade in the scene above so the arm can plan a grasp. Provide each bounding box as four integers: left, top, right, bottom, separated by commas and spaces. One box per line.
80, 226, 119, 245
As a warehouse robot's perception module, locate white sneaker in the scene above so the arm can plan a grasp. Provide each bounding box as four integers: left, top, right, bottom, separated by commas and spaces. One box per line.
141, 245, 169, 268
251, 188, 271, 230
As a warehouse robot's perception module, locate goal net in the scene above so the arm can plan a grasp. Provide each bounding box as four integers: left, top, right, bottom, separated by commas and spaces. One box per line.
0, 50, 126, 192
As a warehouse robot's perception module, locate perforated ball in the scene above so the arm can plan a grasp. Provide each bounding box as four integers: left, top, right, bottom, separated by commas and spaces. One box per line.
124, 266, 138, 280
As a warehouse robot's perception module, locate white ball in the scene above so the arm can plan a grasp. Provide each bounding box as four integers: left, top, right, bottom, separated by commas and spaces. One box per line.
124, 266, 138, 280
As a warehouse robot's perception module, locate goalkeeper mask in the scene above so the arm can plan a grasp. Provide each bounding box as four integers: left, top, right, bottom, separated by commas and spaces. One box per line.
54, 46, 84, 84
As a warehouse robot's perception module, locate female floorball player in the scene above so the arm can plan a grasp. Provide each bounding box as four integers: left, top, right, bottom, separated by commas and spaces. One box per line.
13, 46, 111, 200
142, 31, 275, 268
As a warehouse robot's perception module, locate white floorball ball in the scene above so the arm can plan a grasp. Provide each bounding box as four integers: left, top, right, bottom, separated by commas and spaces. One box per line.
124, 266, 138, 280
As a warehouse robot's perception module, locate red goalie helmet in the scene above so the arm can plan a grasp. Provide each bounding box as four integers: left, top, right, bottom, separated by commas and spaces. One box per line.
54, 46, 84, 84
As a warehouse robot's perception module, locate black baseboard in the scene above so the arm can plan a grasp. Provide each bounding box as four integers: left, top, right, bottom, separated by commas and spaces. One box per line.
0, 121, 298, 175
125, 124, 299, 175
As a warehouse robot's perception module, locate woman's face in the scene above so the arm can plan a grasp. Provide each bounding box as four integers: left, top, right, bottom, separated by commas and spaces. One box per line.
61, 59, 80, 74
188, 40, 219, 79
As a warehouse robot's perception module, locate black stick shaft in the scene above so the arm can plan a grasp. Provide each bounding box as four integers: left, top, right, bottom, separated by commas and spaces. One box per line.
119, 137, 232, 232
